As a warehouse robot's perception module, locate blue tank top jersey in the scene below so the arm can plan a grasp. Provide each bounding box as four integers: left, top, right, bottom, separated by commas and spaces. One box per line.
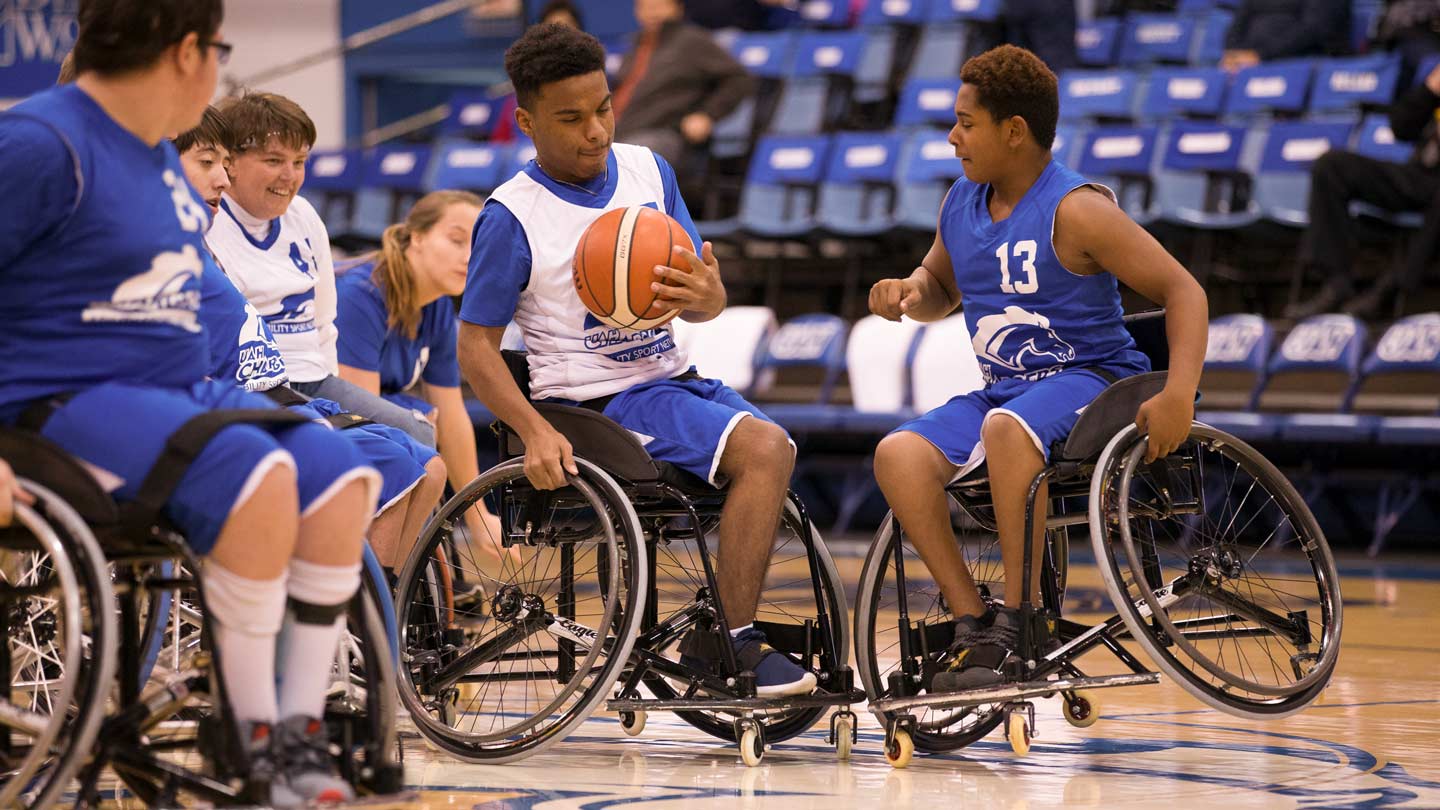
334, 263, 461, 393
0, 86, 214, 418
939, 160, 1148, 385
200, 265, 290, 392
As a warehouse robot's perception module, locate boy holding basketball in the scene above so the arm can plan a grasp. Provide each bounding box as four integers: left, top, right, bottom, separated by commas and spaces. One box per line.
869, 45, 1207, 692
459, 23, 814, 696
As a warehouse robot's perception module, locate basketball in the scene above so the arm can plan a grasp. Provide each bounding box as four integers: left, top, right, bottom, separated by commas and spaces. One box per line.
572, 206, 693, 331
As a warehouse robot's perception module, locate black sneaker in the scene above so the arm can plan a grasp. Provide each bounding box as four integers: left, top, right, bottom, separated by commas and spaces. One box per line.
931, 611, 1020, 692
677, 626, 817, 697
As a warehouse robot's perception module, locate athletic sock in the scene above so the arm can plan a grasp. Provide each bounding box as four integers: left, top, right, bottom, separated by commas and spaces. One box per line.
204, 562, 288, 725
277, 558, 363, 720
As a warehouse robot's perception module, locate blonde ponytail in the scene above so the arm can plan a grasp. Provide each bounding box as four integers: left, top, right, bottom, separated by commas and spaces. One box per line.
370, 189, 483, 339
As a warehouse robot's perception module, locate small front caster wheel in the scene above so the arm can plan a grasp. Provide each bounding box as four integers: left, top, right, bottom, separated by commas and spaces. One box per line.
1062, 690, 1099, 729
884, 729, 914, 768
619, 710, 646, 737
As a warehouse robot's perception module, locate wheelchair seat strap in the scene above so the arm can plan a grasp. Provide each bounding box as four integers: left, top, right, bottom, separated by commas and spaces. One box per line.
263, 385, 376, 430
575, 368, 705, 414
120, 408, 311, 534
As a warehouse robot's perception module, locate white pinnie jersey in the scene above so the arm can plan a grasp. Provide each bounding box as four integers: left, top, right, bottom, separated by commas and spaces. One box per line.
490, 143, 690, 402
206, 193, 339, 383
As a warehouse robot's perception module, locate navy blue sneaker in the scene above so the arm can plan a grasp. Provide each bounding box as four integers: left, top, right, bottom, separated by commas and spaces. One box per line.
679, 626, 817, 697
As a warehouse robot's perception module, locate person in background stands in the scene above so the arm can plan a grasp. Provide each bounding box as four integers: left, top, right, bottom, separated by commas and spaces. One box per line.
1221, 0, 1351, 73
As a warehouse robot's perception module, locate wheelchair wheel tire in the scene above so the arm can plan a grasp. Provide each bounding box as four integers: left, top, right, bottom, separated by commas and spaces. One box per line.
1089, 422, 1342, 719
393, 458, 646, 762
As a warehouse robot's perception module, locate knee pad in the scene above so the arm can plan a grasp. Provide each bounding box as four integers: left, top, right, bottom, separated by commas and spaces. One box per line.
204, 562, 288, 637
286, 558, 362, 626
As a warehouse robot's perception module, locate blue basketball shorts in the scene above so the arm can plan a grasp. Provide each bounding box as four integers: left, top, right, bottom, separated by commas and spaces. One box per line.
291, 397, 439, 513
595, 371, 792, 486
895, 367, 1120, 480
38, 380, 379, 555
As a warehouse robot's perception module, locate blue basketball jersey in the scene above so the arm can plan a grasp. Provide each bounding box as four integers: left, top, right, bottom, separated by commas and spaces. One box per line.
335, 263, 460, 393
939, 160, 1148, 385
200, 264, 290, 392
0, 85, 213, 419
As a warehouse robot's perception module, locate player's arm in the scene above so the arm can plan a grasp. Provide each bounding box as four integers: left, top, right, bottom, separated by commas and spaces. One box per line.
457, 323, 576, 489
869, 230, 961, 323
650, 154, 726, 323
1055, 188, 1208, 462
336, 364, 382, 395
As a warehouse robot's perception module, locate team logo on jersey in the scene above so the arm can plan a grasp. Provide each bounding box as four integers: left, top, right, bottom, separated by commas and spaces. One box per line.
266, 290, 317, 334
236, 302, 288, 389
288, 240, 317, 278
581, 312, 674, 360
972, 306, 1076, 382
82, 244, 203, 332
165, 170, 209, 233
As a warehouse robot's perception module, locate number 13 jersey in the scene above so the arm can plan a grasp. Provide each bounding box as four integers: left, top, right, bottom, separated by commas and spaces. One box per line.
939, 159, 1148, 385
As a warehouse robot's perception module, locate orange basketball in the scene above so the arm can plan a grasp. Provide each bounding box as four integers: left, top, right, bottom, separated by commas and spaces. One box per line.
572, 206, 694, 331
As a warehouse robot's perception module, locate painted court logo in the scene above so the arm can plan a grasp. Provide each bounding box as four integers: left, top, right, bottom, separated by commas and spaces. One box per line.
972, 306, 1076, 382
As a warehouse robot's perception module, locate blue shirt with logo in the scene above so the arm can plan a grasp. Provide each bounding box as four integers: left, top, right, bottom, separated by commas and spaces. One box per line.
335, 263, 461, 392
939, 160, 1148, 385
200, 265, 290, 392
0, 85, 213, 419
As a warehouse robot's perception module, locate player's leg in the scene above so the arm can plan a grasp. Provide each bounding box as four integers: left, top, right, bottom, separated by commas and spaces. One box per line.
712, 415, 794, 631
270, 423, 379, 806
978, 413, 1047, 608
873, 427, 986, 620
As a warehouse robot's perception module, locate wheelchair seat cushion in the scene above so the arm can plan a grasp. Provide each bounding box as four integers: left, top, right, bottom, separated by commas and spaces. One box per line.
1055, 371, 1169, 461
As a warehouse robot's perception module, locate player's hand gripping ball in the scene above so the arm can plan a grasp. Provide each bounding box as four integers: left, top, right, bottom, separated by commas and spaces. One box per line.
573, 206, 693, 330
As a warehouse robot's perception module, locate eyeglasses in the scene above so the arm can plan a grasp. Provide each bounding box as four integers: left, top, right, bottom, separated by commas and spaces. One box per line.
207, 39, 233, 66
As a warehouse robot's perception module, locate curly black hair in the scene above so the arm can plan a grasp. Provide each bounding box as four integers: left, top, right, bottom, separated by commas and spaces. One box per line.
960, 45, 1059, 150
504, 23, 607, 109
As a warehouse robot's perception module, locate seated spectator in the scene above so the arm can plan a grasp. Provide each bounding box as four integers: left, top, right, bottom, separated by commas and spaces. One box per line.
1376, 0, 1440, 82
1221, 0, 1351, 72
613, 0, 755, 169
1287, 61, 1440, 319
976, 0, 1078, 72
684, 0, 796, 31
535, 0, 583, 27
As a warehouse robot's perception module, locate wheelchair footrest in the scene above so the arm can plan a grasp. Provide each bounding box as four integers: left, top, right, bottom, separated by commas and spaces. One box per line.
607, 688, 864, 714
871, 672, 1160, 714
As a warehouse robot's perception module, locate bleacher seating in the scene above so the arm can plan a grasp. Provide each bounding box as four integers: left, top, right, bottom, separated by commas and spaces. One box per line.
816, 131, 904, 237
895, 78, 963, 129
895, 130, 961, 232
1118, 13, 1197, 66
1059, 69, 1139, 122
1254, 120, 1355, 228
1076, 125, 1160, 223
1142, 66, 1227, 119
427, 141, 507, 195
1154, 120, 1258, 229
1225, 61, 1313, 118
673, 306, 778, 396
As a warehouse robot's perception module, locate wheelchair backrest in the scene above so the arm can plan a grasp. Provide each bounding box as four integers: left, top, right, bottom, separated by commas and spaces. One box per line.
1123, 309, 1169, 371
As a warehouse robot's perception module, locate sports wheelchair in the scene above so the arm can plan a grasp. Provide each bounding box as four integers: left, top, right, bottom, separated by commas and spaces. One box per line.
0, 411, 402, 808
852, 311, 1343, 765
393, 353, 861, 766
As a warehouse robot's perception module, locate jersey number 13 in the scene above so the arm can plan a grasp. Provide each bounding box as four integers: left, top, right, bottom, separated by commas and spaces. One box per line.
996, 240, 1038, 295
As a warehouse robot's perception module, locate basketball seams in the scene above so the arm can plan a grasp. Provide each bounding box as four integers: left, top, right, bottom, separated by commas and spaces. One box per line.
612, 207, 642, 327
573, 205, 684, 332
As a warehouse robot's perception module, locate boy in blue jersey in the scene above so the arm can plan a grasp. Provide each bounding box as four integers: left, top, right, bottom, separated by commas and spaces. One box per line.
868, 46, 1208, 692
0, 1, 376, 803
458, 24, 815, 696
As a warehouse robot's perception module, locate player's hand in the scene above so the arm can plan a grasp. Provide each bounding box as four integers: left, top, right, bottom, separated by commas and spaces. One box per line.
869, 277, 922, 321
521, 423, 578, 490
1221, 49, 1260, 73
680, 112, 714, 144
654, 241, 726, 319
1135, 388, 1195, 463
0, 459, 33, 529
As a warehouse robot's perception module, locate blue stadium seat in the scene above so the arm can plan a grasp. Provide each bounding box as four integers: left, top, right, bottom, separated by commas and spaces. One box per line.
350, 145, 433, 243
771, 31, 866, 134
1076, 18, 1122, 67
427, 141, 506, 194
853, 27, 898, 104
798, 0, 852, 27
1262, 314, 1374, 443
1188, 10, 1233, 65
905, 22, 969, 82
1076, 125, 1160, 223
1118, 14, 1196, 65
1052, 124, 1084, 169
499, 140, 536, 185
1309, 55, 1401, 115
1196, 314, 1275, 439
1354, 112, 1413, 164
736, 135, 832, 239
1224, 60, 1315, 117
895, 130, 961, 231
1059, 69, 1139, 122
1253, 120, 1355, 227
303, 148, 361, 236
439, 91, 499, 140
728, 32, 798, 79
859, 0, 927, 26
710, 97, 756, 160
601, 35, 628, 79
895, 78, 962, 129
753, 313, 851, 432
1154, 121, 1258, 228
1142, 67, 1227, 119
927, 0, 1002, 22
816, 131, 904, 237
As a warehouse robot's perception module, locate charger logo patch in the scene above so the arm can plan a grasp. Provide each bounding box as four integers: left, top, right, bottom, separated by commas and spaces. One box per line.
236, 303, 288, 389
973, 306, 1076, 382
83, 244, 203, 333
266, 290, 317, 335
